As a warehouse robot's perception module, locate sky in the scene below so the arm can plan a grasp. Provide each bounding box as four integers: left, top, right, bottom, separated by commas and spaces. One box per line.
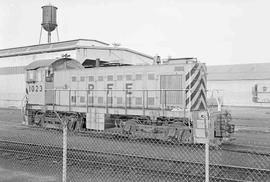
0, 0, 270, 65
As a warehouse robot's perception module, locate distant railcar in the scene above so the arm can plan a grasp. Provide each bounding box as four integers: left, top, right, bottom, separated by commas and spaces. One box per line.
23, 57, 234, 144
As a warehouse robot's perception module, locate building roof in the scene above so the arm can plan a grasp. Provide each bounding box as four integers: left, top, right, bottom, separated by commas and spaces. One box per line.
0, 39, 153, 60
0, 39, 108, 57
208, 62, 270, 81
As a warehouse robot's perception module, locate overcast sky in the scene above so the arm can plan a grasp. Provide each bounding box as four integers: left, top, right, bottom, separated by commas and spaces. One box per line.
0, 0, 269, 65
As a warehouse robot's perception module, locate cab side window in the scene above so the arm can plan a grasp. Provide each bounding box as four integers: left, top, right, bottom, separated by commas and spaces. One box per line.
36, 70, 42, 82
45, 68, 53, 82
27, 70, 36, 83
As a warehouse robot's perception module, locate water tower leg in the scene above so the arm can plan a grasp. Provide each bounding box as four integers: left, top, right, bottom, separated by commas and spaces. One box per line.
48, 31, 51, 43
56, 27, 60, 42
39, 26, 43, 44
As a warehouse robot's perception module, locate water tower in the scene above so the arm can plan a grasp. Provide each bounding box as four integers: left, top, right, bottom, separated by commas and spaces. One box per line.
39, 4, 59, 43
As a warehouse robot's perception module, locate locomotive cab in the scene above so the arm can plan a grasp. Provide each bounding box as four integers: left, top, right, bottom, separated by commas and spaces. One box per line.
25, 58, 83, 106
26, 61, 52, 105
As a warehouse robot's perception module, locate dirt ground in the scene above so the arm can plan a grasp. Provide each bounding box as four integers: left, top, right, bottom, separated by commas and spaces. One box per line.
0, 154, 130, 182
0, 107, 269, 181
224, 106, 270, 129
0, 156, 60, 182
0, 108, 23, 123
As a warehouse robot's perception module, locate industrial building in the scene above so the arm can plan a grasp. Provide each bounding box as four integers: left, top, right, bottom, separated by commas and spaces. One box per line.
208, 63, 270, 107
1, 39, 269, 110
0, 39, 153, 108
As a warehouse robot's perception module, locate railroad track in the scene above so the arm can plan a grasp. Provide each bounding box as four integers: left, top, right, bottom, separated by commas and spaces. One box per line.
0, 140, 269, 182
222, 143, 270, 156
26, 125, 270, 153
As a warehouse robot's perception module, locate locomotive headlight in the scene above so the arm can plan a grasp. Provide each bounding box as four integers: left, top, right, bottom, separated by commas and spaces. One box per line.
198, 111, 208, 120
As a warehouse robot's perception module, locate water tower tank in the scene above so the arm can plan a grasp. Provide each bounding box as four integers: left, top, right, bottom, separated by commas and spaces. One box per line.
41, 5, 57, 33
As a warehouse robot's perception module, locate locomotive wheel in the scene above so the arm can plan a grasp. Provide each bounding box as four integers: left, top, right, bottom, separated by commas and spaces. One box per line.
122, 119, 138, 136
67, 117, 76, 131
224, 111, 232, 122
64, 114, 84, 132
34, 112, 44, 126
114, 119, 124, 128
180, 129, 192, 143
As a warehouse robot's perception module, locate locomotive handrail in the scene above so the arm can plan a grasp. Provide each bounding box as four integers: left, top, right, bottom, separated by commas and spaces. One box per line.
44, 88, 189, 116
45, 88, 189, 91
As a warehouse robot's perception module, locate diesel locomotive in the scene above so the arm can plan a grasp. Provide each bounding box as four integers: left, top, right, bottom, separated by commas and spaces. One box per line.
23, 57, 234, 144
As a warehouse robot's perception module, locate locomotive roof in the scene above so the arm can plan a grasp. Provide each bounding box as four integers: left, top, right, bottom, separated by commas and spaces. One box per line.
26, 58, 84, 70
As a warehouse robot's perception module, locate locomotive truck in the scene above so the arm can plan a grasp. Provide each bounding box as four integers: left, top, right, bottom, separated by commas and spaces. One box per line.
23, 57, 234, 144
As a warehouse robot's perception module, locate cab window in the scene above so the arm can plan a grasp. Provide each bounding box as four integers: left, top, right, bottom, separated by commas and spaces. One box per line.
36, 70, 42, 82
45, 68, 53, 82
26, 70, 36, 82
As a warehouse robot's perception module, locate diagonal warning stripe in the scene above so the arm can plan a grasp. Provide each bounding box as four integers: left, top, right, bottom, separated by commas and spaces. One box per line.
185, 63, 207, 111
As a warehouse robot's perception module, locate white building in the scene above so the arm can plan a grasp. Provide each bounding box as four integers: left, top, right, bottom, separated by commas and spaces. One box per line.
0, 39, 153, 108
208, 63, 270, 107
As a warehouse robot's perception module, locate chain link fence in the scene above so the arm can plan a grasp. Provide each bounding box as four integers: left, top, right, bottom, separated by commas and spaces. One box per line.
0, 110, 63, 182
209, 105, 270, 182
0, 107, 270, 181
65, 120, 206, 182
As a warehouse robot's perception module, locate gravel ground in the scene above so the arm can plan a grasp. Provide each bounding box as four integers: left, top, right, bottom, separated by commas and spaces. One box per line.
0, 167, 56, 182
0, 107, 270, 181
224, 106, 270, 129
0, 156, 60, 182
0, 152, 141, 182
0, 108, 22, 123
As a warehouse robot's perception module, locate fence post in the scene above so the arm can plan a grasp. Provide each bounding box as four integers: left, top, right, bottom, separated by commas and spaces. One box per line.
125, 89, 127, 115
205, 117, 209, 182
188, 89, 192, 129
53, 89, 56, 111
68, 89, 71, 112
142, 90, 145, 116
161, 89, 165, 116
106, 89, 108, 114
54, 111, 67, 182
205, 141, 209, 182
62, 119, 67, 182
86, 90, 89, 113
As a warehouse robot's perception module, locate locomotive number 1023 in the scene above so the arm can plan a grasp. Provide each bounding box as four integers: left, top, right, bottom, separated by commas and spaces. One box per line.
28, 84, 43, 93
